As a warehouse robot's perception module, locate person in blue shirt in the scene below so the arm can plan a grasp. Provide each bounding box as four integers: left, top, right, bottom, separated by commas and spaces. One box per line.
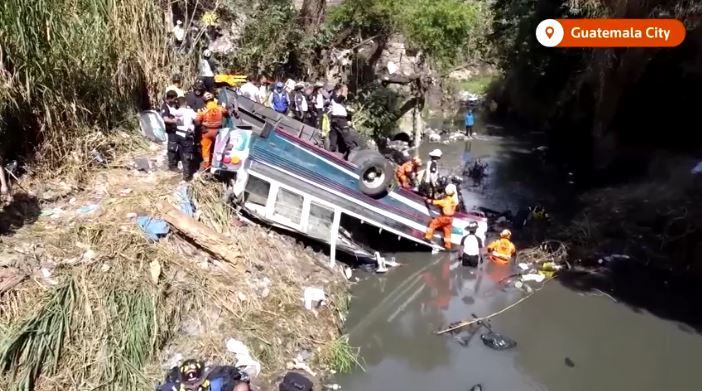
464, 109, 476, 136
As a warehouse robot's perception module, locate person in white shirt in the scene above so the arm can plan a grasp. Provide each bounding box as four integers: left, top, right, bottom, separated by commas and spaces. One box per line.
311, 81, 326, 128
170, 93, 198, 181
239, 75, 261, 103
328, 84, 360, 158
460, 221, 484, 267
199, 49, 216, 92
165, 74, 185, 97
173, 20, 185, 45
291, 82, 308, 122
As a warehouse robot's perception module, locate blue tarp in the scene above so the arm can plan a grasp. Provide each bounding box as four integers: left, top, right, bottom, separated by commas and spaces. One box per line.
136, 216, 170, 241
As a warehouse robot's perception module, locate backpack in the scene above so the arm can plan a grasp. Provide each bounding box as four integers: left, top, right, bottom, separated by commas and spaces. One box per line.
272, 92, 289, 113
279, 371, 313, 391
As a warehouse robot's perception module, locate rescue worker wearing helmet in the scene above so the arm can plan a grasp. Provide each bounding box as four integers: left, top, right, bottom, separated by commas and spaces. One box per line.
487, 229, 517, 264
156, 358, 251, 391
195, 92, 239, 170
418, 149, 442, 198
424, 183, 458, 250
395, 157, 422, 189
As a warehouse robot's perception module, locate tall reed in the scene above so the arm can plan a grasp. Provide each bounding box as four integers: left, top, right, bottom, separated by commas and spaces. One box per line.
0, 0, 174, 166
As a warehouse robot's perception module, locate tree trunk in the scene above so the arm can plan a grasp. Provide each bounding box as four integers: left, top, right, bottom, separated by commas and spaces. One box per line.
300, 0, 326, 33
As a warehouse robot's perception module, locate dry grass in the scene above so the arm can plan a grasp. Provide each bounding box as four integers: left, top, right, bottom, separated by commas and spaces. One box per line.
0, 0, 194, 171
0, 148, 351, 390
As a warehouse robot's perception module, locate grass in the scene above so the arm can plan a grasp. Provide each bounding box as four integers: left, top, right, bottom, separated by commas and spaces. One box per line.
0, 279, 76, 391
0, 0, 189, 170
0, 165, 351, 389
318, 335, 362, 375
456, 75, 495, 95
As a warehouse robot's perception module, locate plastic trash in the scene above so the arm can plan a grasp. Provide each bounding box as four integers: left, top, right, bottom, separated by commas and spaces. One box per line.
481, 331, 517, 350
136, 216, 170, 241
303, 287, 326, 310
540, 262, 562, 272
175, 183, 194, 217
597, 254, 630, 264
521, 273, 546, 283
226, 338, 261, 379
517, 263, 529, 271
77, 204, 99, 215
324, 385, 341, 390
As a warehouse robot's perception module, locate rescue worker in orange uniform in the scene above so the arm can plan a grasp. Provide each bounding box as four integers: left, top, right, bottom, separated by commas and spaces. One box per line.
424, 184, 458, 250
196, 92, 238, 170
487, 229, 517, 264
395, 157, 422, 189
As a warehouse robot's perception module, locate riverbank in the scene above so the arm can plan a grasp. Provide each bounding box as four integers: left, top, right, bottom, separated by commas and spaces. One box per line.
0, 134, 352, 390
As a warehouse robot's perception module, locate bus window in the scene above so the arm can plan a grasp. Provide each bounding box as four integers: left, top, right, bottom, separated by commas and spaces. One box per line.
244, 176, 270, 206
274, 187, 303, 225
308, 203, 334, 239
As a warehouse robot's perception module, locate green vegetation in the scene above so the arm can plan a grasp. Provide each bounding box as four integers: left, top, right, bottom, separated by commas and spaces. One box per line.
351, 85, 403, 139
0, 0, 174, 167
488, 0, 702, 166
457, 75, 494, 95
319, 335, 362, 374
326, 0, 491, 70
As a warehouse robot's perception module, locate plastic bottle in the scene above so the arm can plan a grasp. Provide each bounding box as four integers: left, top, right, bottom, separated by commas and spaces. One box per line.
324, 385, 341, 390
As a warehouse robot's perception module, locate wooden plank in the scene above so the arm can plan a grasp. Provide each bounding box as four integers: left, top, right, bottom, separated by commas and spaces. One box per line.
157, 203, 242, 264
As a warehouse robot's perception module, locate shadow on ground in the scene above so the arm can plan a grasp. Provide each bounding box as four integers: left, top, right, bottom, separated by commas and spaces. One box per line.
0, 193, 41, 235
478, 122, 702, 334
557, 261, 702, 334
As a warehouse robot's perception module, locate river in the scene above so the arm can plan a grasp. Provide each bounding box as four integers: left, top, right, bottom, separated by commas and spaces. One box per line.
334, 126, 702, 390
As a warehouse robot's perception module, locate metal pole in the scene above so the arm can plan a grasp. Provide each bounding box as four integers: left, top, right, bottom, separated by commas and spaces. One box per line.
329, 211, 341, 268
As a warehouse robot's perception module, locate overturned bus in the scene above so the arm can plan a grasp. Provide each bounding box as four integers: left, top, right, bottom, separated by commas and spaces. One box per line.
209, 91, 488, 264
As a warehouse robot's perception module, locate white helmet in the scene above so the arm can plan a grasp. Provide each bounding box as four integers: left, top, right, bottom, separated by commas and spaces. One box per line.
445, 184, 457, 195
428, 149, 443, 158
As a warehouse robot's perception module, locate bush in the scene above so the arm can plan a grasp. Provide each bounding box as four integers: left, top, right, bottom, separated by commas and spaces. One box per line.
351, 85, 402, 139
0, 0, 174, 166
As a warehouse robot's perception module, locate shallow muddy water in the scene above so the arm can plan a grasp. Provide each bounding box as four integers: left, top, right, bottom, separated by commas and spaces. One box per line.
335, 129, 702, 391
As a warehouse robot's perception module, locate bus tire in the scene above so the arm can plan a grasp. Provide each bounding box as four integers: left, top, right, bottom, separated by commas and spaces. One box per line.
353, 150, 392, 197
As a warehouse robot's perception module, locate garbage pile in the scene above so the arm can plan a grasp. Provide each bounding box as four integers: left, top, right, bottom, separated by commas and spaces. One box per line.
0, 147, 350, 390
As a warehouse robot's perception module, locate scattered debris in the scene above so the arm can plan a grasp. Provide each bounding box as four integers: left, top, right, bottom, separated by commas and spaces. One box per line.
564, 357, 575, 368
158, 202, 241, 263
480, 331, 517, 350
136, 216, 170, 241
303, 287, 327, 310
225, 338, 261, 379
149, 260, 161, 284
597, 254, 630, 264
175, 183, 194, 217
119, 188, 133, 196
77, 204, 99, 215
521, 273, 546, 283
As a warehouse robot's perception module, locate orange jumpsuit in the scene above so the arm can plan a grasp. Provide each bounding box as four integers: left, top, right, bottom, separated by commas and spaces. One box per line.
395, 160, 419, 189
487, 238, 516, 264
196, 101, 229, 169
424, 196, 457, 249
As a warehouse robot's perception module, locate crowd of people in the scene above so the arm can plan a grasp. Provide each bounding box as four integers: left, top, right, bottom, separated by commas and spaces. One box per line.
160, 50, 363, 183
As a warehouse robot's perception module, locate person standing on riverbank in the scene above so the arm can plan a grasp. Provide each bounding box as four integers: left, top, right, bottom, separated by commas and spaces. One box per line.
199, 49, 216, 92
464, 108, 476, 136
